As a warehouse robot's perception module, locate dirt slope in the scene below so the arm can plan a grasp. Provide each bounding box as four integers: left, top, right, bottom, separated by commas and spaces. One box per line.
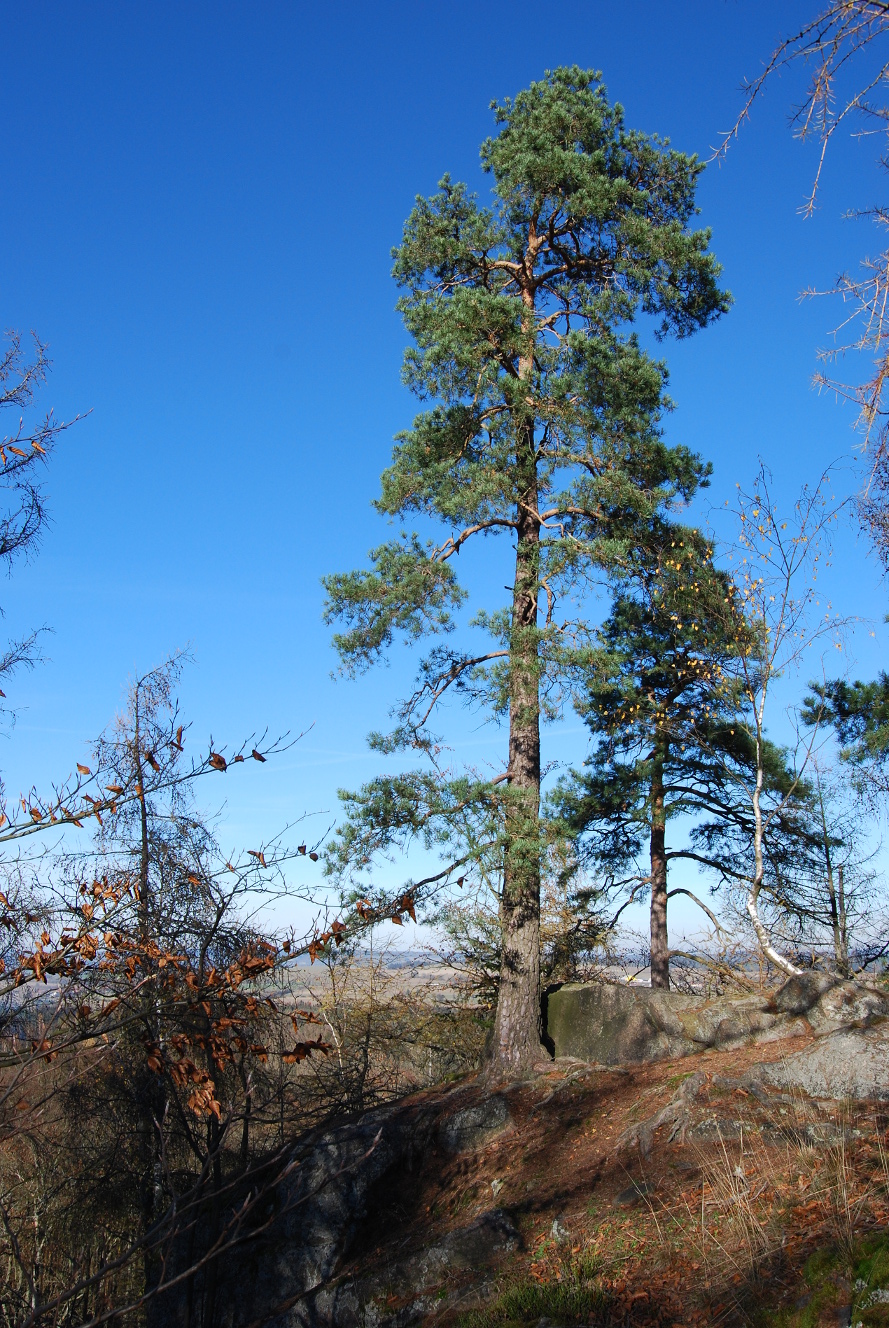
328, 1030, 889, 1327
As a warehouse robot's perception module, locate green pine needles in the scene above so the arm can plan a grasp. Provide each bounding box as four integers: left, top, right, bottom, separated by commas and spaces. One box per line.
552, 528, 804, 989
323, 67, 730, 1072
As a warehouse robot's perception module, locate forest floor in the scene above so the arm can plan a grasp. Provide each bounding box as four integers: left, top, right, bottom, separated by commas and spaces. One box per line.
331, 1031, 889, 1328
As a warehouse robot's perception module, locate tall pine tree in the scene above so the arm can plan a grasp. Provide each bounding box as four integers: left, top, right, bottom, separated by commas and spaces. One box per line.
323, 68, 729, 1072
554, 530, 801, 987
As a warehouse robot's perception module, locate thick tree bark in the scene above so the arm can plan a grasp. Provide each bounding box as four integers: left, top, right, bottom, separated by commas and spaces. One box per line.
489, 254, 543, 1072
489, 445, 542, 1072
649, 747, 670, 990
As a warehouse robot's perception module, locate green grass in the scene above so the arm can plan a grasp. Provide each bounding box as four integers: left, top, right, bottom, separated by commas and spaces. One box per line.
763, 1249, 842, 1328
852, 1234, 889, 1326
854, 1233, 889, 1288
761, 1235, 889, 1328
458, 1251, 606, 1328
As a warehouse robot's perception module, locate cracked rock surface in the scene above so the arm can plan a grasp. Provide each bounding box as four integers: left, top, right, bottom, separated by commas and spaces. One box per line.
546, 972, 889, 1065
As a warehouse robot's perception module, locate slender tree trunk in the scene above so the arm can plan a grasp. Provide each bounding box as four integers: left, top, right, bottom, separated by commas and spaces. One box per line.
746, 710, 800, 978
201, 1087, 224, 1328
133, 692, 167, 1294
817, 779, 850, 977
824, 846, 845, 976
836, 863, 849, 977
649, 746, 669, 990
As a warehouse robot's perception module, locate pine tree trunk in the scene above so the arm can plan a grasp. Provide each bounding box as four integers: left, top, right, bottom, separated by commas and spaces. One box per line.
489, 434, 542, 1072
487, 257, 544, 1075
836, 863, 850, 978
818, 781, 850, 978
649, 748, 670, 990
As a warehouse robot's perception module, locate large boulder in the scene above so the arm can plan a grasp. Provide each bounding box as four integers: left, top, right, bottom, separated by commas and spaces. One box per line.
439, 1095, 513, 1153
545, 973, 889, 1066
148, 1083, 518, 1328
306, 1208, 521, 1328
755, 1024, 889, 1100
148, 1096, 439, 1328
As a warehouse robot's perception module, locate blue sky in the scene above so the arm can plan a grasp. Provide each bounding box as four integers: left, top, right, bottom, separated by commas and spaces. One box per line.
0, 1, 885, 935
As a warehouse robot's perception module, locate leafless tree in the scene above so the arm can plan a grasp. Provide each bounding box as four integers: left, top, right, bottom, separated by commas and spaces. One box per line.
717, 4, 889, 559
706, 467, 850, 975
0, 330, 82, 692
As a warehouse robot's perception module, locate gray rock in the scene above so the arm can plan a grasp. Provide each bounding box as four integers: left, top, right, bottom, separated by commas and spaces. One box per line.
264, 1107, 434, 1310
149, 1088, 522, 1328
807, 980, 889, 1035
546, 975, 889, 1067
439, 1095, 512, 1153
149, 1097, 440, 1328
772, 971, 837, 1015
547, 982, 776, 1064
687, 1116, 744, 1142
421, 1208, 521, 1274
323, 1209, 521, 1328
546, 982, 705, 1066
755, 1022, 889, 1100
612, 1181, 656, 1208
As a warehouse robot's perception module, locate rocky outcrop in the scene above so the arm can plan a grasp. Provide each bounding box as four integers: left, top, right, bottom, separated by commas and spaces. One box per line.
153, 973, 889, 1328
293, 1207, 521, 1328
149, 1083, 518, 1328
754, 1023, 889, 1100
439, 1095, 512, 1153
546, 971, 889, 1066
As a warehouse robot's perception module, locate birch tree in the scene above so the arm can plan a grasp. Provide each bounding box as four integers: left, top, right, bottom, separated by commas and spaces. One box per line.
713, 467, 847, 975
